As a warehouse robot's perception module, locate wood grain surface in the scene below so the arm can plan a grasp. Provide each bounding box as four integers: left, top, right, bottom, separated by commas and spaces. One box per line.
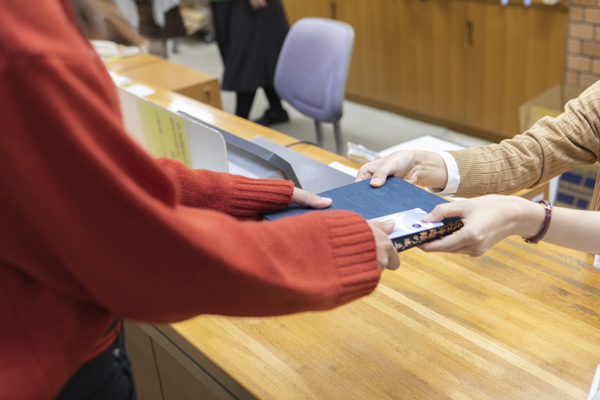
108, 72, 600, 398
125, 85, 600, 399
151, 240, 599, 399
107, 54, 223, 109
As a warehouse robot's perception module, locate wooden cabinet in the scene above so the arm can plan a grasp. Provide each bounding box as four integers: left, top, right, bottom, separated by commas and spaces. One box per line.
281, 0, 332, 22
281, 0, 568, 142
106, 54, 223, 110
125, 321, 236, 400
464, 1, 568, 139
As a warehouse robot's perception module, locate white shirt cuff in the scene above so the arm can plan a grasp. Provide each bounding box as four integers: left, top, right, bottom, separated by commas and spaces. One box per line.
427, 151, 460, 197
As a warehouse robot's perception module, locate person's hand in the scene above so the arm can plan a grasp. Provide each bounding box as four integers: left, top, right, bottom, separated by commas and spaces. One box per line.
249, 0, 267, 10
292, 188, 399, 271
292, 187, 332, 209
356, 150, 448, 190
367, 220, 400, 272
419, 195, 545, 256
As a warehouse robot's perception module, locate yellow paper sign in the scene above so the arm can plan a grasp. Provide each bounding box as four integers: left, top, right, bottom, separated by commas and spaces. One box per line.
136, 99, 191, 167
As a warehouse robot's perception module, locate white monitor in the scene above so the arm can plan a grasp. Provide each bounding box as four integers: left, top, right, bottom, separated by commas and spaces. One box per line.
117, 86, 229, 173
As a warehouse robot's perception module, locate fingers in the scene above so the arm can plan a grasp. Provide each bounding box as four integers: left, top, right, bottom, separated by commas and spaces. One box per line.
419, 204, 472, 253
422, 203, 465, 223
356, 151, 416, 188
369, 219, 395, 234
420, 239, 484, 257
419, 229, 469, 253
292, 187, 332, 209
356, 158, 384, 182
366, 220, 400, 272
385, 248, 401, 270
368, 158, 399, 187
356, 158, 396, 188
419, 220, 488, 256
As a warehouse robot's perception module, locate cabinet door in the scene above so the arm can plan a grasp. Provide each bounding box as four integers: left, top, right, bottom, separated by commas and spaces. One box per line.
125, 321, 163, 400
280, 0, 333, 25
337, 0, 401, 106
338, 0, 468, 123
465, 2, 567, 139
415, 0, 469, 124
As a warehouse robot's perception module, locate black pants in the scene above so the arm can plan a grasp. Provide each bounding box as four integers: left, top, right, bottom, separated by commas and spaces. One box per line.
235, 86, 284, 119
56, 327, 137, 400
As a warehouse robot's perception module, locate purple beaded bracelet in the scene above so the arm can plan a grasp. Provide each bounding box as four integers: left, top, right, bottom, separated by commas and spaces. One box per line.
524, 200, 552, 244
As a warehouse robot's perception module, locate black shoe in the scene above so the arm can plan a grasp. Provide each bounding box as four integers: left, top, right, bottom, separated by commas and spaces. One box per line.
253, 109, 290, 126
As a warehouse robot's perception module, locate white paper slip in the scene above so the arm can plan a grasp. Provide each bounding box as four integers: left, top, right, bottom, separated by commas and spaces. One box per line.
328, 161, 358, 177
109, 72, 132, 87
124, 84, 156, 98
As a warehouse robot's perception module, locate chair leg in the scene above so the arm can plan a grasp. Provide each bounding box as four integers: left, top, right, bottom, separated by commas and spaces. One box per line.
333, 121, 343, 155
314, 120, 324, 148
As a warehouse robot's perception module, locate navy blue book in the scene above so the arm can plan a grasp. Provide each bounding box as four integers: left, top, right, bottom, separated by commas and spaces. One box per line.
264, 176, 463, 252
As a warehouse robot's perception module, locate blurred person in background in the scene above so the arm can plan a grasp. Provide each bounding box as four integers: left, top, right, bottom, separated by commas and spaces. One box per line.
209, 0, 290, 125
112, 0, 186, 57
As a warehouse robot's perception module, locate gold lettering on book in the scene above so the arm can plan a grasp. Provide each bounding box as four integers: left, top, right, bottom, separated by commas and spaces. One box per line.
392, 219, 464, 252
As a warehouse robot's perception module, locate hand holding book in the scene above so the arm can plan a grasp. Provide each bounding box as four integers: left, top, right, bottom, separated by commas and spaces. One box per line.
356, 150, 553, 257
356, 149, 449, 191
265, 177, 463, 253
289, 187, 400, 271
418, 195, 547, 256
367, 220, 401, 271
291, 187, 332, 209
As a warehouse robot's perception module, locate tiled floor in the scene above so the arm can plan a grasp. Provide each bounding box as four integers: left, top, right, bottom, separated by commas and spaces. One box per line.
169, 37, 490, 155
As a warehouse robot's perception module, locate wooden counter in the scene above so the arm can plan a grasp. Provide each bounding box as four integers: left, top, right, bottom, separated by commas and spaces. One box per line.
106, 53, 222, 109
122, 84, 600, 400
104, 53, 164, 74
142, 243, 599, 400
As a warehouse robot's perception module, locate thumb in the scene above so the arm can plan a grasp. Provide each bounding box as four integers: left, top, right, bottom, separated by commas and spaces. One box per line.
369, 158, 399, 187
356, 158, 384, 182
368, 219, 395, 234
369, 171, 390, 188
422, 203, 462, 223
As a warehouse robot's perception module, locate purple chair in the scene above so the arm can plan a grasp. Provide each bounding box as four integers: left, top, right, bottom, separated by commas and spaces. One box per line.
274, 18, 355, 155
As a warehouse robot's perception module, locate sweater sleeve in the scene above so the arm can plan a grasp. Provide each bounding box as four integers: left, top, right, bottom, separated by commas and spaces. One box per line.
449, 81, 600, 198
0, 54, 381, 323
155, 157, 295, 218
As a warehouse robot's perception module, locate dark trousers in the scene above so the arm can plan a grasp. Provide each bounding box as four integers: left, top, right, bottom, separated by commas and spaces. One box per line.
56, 327, 137, 400
236, 86, 284, 119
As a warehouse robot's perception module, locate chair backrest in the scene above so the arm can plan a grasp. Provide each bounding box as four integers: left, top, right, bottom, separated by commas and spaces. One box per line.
274, 18, 354, 123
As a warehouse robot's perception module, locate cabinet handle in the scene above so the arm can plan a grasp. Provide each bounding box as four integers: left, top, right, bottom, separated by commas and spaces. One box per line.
330, 1, 337, 20
465, 20, 473, 48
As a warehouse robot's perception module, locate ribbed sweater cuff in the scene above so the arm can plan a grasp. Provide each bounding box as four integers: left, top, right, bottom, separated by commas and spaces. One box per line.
324, 211, 381, 303
227, 176, 294, 217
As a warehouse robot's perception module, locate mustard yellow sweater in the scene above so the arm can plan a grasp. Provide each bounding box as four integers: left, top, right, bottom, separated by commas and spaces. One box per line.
449, 81, 600, 211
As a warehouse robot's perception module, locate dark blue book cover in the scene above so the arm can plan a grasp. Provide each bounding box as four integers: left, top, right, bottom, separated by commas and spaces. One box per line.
264, 176, 463, 252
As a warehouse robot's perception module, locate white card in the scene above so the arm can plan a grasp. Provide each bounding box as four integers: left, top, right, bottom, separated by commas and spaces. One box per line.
370, 208, 443, 239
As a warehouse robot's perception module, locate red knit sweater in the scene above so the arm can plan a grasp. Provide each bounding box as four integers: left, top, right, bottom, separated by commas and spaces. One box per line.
0, 1, 381, 399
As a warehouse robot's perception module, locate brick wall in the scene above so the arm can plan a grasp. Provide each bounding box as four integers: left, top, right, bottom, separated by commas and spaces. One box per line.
566, 0, 600, 88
